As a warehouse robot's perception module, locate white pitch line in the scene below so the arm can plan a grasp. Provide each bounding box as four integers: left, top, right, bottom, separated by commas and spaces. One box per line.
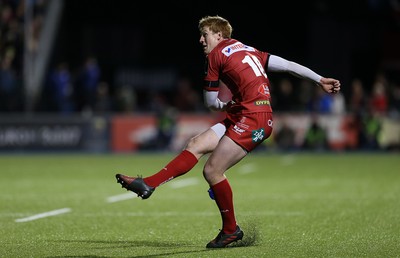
15, 208, 71, 223
106, 177, 199, 203
120, 210, 304, 217
280, 154, 296, 166
106, 193, 137, 203
238, 163, 256, 174
169, 177, 199, 189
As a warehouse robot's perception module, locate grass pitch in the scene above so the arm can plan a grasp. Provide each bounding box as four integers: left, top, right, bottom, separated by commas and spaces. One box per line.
1, 152, 399, 257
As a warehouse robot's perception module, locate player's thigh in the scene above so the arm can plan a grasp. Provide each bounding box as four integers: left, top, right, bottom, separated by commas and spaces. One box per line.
204, 136, 247, 176
186, 128, 221, 157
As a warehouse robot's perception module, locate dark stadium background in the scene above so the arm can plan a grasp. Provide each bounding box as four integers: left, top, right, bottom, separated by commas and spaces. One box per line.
1, 0, 399, 152
55, 0, 400, 96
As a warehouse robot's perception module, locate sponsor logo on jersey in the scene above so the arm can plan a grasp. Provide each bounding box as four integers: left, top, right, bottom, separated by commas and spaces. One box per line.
252, 128, 265, 143
258, 83, 270, 96
222, 42, 255, 57
254, 100, 270, 106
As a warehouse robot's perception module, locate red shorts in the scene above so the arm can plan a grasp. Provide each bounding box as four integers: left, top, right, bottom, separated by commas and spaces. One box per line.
222, 112, 273, 152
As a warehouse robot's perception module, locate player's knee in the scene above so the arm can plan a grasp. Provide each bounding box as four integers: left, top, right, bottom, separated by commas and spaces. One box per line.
203, 167, 212, 184
186, 135, 210, 156
203, 163, 221, 184
185, 136, 197, 150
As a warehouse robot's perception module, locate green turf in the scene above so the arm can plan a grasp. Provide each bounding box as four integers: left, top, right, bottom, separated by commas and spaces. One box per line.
1, 152, 399, 257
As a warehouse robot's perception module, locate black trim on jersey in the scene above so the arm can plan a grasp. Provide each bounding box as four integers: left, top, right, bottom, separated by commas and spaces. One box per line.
204, 80, 220, 88
204, 58, 209, 75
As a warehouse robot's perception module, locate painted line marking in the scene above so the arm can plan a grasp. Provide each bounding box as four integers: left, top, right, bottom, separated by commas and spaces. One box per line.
120, 211, 304, 217
107, 177, 199, 203
280, 154, 296, 166
15, 208, 71, 223
106, 193, 137, 203
238, 163, 256, 174
169, 177, 199, 189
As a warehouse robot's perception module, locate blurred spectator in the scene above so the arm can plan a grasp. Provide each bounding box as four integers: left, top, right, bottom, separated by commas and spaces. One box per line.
140, 92, 178, 151
369, 79, 388, 114
348, 78, 368, 115
331, 91, 346, 115
153, 106, 178, 150
75, 56, 101, 113
0, 54, 19, 111
94, 81, 112, 113
0, 3, 13, 24
173, 77, 203, 112
342, 113, 364, 150
1, 4, 23, 69
302, 116, 328, 150
43, 62, 74, 113
114, 84, 137, 113
310, 87, 333, 114
26, 0, 48, 56
27, 13, 43, 54
297, 80, 315, 112
388, 82, 400, 117
361, 111, 382, 150
0, 1, 23, 84
4, 18, 23, 71
274, 118, 296, 151
0, 0, 46, 113
272, 78, 297, 111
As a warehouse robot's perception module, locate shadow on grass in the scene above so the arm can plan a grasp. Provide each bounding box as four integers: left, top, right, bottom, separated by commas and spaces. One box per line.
50, 239, 193, 248
46, 241, 209, 257
46, 240, 214, 258
47, 220, 261, 258
46, 230, 259, 258
46, 248, 212, 258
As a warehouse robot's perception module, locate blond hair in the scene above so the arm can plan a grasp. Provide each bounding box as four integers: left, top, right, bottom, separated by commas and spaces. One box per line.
198, 15, 233, 39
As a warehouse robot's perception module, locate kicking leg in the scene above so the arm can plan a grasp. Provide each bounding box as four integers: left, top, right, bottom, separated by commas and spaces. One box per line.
116, 127, 221, 199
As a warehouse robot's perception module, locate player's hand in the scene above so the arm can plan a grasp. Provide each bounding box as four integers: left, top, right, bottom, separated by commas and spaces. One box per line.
225, 100, 240, 113
319, 77, 341, 94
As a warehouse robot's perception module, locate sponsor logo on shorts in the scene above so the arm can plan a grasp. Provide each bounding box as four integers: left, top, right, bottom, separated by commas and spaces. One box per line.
236, 117, 249, 129
233, 125, 245, 135
252, 128, 265, 143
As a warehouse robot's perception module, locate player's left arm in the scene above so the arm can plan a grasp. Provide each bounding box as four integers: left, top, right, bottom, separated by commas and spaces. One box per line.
267, 55, 341, 94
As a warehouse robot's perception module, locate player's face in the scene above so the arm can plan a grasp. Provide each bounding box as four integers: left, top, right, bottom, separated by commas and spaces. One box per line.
199, 27, 222, 55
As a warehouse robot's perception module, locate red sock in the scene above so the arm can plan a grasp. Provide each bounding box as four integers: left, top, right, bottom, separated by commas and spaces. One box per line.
143, 150, 198, 187
211, 179, 237, 234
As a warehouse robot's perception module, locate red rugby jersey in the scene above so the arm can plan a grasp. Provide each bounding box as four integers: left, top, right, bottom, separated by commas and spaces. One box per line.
203, 38, 273, 113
